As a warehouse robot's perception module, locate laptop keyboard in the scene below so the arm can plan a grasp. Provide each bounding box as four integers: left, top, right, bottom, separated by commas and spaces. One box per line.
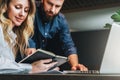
63, 70, 100, 74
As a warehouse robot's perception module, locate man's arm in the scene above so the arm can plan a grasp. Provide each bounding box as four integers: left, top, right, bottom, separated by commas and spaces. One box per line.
68, 54, 88, 71
59, 13, 88, 71
28, 38, 36, 48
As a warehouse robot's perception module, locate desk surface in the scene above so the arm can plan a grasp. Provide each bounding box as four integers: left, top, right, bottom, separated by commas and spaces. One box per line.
1, 74, 120, 80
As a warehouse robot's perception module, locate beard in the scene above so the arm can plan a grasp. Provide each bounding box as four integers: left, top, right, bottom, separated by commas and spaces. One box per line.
46, 14, 54, 21
46, 14, 53, 21
45, 10, 58, 21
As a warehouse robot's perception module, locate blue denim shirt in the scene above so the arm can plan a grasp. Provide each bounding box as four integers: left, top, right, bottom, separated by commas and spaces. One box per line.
29, 6, 77, 56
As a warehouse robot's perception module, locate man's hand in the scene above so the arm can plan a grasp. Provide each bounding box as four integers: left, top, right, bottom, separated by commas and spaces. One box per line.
68, 54, 88, 71
71, 64, 88, 71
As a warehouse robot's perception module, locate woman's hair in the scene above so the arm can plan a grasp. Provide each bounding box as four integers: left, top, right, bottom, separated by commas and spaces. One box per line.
0, 0, 36, 56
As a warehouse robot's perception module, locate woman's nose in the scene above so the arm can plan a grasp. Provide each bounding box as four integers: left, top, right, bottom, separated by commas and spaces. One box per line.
19, 9, 25, 16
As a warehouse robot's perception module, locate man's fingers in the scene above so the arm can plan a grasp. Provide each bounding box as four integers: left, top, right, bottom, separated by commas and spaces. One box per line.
71, 64, 88, 71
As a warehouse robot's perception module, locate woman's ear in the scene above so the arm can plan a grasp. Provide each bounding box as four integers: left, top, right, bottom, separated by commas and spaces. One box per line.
41, 0, 43, 3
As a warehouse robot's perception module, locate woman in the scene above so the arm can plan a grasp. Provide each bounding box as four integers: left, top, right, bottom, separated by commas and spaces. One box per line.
0, 0, 58, 74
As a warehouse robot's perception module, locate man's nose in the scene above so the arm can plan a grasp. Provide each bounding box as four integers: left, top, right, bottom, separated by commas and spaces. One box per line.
51, 6, 55, 13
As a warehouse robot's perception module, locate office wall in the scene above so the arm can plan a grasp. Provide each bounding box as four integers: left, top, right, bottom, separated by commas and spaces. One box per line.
64, 7, 120, 31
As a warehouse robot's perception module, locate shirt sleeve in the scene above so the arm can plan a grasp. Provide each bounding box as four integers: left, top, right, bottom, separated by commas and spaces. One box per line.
58, 14, 77, 56
0, 55, 32, 74
0, 26, 32, 74
28, 38, 36, 48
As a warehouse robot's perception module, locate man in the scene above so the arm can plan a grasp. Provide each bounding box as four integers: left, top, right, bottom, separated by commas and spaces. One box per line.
29, 0, 88, 71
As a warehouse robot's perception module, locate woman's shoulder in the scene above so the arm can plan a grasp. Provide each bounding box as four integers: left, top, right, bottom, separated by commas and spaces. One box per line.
0, 24, 4, 36
0, 24, 3, 32
0, 24, 6, 46
0, 24, 3, 34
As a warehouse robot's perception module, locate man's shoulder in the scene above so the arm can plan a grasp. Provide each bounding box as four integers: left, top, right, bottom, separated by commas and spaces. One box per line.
55, 13, 66, 22
57, 13, 65, 18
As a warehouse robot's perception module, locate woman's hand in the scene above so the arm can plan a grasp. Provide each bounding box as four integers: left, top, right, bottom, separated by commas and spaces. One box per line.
30, 59, 59, 74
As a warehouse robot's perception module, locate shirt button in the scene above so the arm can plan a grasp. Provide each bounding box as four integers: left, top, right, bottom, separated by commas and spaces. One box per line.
45, 33, 47, 35
42, 40, 44, 42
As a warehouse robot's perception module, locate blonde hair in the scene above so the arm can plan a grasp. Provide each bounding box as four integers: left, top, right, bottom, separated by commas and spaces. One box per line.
0, 0, 36, 56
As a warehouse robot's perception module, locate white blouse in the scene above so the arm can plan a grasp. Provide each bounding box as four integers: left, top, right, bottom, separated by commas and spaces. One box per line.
0, 25, 32, 74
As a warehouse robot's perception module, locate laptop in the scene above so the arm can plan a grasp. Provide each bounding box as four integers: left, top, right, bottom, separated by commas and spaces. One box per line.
63, 23, 120, 74
100, 23, 120, 74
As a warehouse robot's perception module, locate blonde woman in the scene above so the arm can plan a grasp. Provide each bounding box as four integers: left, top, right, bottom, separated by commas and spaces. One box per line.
0, 0, 58, 74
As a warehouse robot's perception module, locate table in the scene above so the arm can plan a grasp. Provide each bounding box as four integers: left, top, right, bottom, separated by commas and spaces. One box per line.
1, 74, 120, 80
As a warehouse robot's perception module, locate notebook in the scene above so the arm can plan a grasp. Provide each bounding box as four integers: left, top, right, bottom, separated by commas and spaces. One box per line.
63, 23, 120, 74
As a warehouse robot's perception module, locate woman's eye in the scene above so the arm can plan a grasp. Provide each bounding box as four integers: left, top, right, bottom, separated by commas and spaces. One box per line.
15, 5, 21, 9
25, 8, 29, 13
